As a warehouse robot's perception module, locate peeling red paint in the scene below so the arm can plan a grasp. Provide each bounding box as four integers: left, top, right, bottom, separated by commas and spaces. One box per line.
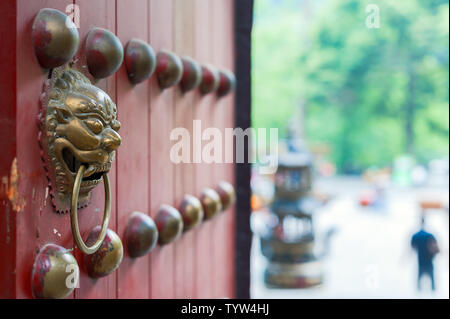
6, 158, 26, 212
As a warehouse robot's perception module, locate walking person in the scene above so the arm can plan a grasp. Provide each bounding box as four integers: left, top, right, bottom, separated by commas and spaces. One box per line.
411, 216, 440, 291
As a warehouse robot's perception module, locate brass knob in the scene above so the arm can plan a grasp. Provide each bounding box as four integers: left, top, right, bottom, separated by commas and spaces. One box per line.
156, 50, 183, 89
124, 211, 158, 258
216, 181, 236, 211
199, 64, 220, 95
217, 70, 236, 97
200, 188, 222, 220
86, 27, 124, 79
32, 8, 79, 69
179, 195, 204, 231
180, 57, 202, 92
155, 205, 183, 245
83, 226, 123, 278
31, 244, 79, 299
125, 38, 156, 84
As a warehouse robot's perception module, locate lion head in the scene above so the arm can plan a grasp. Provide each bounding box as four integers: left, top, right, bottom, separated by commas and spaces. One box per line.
39, 67, 121, 213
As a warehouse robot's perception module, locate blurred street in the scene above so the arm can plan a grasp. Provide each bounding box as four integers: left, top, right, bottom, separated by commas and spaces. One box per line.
251, 176, 449, 299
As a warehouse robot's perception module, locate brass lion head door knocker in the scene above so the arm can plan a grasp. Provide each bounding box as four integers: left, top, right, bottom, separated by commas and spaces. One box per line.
39, 67, 121, 212
38, 67, 121, 254
38, 67, 121, 253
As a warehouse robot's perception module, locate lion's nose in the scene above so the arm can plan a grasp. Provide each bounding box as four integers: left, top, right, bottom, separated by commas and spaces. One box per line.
103, 128, 122, 152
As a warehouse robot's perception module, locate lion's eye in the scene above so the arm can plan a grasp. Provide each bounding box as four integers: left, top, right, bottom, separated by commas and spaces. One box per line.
84, 118, 103, 134
56, 107, 72, 123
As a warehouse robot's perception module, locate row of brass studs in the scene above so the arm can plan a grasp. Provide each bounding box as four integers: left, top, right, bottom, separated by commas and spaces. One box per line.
30, 181, 235, 299
32, 8, 235, 97
125, 181, 236, 257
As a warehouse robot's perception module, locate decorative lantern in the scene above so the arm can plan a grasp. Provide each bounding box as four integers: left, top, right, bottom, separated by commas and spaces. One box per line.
259, 151, 323, 288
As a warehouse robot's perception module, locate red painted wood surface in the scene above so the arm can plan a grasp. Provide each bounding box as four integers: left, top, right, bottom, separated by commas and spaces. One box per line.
0, 0, 235, 299
149, 0, 176, 299
213, 0, 236, 298
15, 0, 77, 299
193, 0, 214, 298
0, 0, 18, 299
116, 0, 150, 299
210, 0, 235, 298
173, 0, 197, 298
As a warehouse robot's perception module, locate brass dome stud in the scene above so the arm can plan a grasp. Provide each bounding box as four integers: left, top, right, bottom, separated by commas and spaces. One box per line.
125, 38, 156, 84
85, 27, 124, 79
31, 244, 79, 299
199, 64, 220, 95
200, 188, 222, 220
125, 211, 159, 258
179, 194, 204, 231
216, 181, 236, 211
217, 70, 236, 97
179, 57, 202, 92
156, 50, 183, 89
32, 8, 79, 69
83, 226, 123, 278
155, 205, 183, 245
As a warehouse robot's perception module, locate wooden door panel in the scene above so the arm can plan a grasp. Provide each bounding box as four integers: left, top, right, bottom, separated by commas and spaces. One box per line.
173, 0, 197, 299
211, 0, 226, 298
223, 1, 236, 298
116, 0, 151, 299
193, 0, 214, 299
149, 0, 176, 299
221, 0, 236, 298
0, 0, 17, 299
211, 0, 236, 299
15, 0, 77, 299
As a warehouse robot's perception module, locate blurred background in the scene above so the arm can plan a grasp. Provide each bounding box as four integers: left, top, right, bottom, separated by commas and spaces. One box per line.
249, 0, 449, 298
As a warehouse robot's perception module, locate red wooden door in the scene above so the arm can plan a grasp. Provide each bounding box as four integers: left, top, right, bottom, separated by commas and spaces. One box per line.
0, 0, 235, 299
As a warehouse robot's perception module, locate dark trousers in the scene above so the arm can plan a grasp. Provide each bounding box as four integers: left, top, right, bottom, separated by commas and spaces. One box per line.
418, 265, 435, 291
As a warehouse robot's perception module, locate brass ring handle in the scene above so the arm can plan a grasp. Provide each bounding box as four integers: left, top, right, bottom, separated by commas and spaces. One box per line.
71, 165, 111, 255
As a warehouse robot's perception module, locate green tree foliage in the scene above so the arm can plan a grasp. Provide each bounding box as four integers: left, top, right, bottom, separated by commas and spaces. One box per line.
252, 0, 449, 172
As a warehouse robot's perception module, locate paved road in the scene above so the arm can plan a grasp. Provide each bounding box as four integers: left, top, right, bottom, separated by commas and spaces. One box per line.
251, 177, 449, 298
